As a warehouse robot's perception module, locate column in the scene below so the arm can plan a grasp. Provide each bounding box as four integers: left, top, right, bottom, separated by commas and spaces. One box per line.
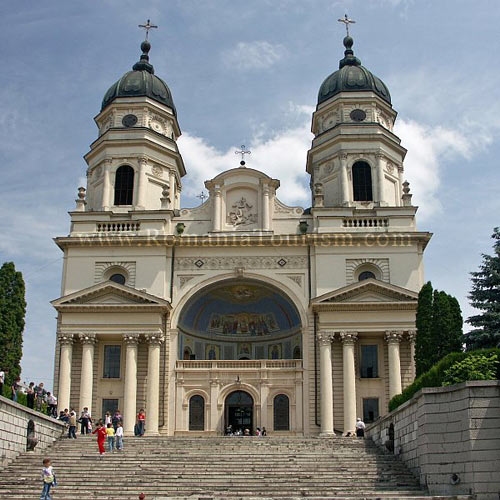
376, 153, 384, 204
407, 329, 417, 380
318, 331, 335, 436
123, 335, 139, 436
385, 330, 403, 399
340, 153, 349, 205
340, 331, 358, 434
169, 170, 175, 210
102, 160, 112, 210
136, 157, 148, 209
260, 379, 270, 431
146, 334, 164, 435
209, 379, 220, 432
213, 186, 222, 231
262, 185, 270, 231
57, 334, 74, 412
78, 333, 96, 413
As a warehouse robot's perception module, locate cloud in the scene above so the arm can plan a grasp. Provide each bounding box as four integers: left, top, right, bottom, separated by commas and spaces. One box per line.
178, 104, 313, 206
221, 41, 287, 71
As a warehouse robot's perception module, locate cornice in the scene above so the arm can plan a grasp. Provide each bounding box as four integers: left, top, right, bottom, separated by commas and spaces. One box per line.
53, 304, 171, 313
313, 301, 417, 312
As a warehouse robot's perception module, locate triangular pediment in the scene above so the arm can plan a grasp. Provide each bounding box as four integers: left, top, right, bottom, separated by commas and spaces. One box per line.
312, 278, 418, 305
51, 282, 171, 310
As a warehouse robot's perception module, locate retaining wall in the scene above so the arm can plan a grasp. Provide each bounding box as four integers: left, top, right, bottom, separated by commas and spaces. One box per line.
366, 380, 500, 500
0, 395, 65, 467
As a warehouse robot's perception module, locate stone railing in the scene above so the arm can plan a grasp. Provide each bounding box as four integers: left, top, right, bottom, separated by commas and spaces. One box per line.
96, 222, 141, 233
365, 381, 500, 500
0, 395, 66, 467
342, 217, 389, 228
176, 360, 302, 370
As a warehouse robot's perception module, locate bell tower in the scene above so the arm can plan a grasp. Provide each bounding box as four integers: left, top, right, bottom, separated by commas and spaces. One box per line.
307, 30, 409, 209
81, 33, 185, 213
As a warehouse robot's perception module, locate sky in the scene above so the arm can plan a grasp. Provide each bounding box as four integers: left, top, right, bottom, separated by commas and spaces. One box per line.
0, 0, 499, 389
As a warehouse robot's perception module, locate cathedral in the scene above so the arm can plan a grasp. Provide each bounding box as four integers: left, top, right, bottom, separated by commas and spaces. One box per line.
51, 26, 430, 437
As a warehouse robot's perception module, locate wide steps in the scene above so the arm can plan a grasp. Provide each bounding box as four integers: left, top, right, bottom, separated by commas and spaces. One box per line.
0, 437, 471, 500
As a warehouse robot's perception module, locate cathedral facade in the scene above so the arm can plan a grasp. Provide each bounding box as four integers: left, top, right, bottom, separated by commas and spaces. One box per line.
52, 33, 430, 437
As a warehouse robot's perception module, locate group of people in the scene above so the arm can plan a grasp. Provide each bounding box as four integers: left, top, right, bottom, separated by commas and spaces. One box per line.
225, 425, 267, 436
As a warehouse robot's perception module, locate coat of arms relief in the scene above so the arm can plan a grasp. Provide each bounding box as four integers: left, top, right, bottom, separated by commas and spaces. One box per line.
227, 197, 258, 226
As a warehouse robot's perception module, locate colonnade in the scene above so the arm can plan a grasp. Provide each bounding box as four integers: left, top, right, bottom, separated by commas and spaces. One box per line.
57, 333, 164, 436
318, 329, 416, 435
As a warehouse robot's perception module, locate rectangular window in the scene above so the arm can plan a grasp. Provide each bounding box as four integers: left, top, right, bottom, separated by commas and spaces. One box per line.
103, 345, 121, 378
360, 345, 378, 378
102, 399, 119, 421
363, 398, 379, 423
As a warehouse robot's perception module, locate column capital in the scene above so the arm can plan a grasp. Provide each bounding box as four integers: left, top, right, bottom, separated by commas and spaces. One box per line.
79, 333, 97, 345
123, 334, 140, 346
137, 156, 148, 166
145, 334, 165, 346
340, 152, 348, 161
406, 329, 417, 343
385, 330, 404, 344
58, 333, 74, 346
339, 331, 358, 344
317, 331, 335, 345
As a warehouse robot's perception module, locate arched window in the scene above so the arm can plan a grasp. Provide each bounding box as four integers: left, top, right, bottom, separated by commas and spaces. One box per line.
109, 273, 126, 285
114, 165, 134, 205
189, 395, 205, 431
273, 394, 290, 431
358, 271, 376, 281
352, 162, 373, 201
183, 347, 192, 360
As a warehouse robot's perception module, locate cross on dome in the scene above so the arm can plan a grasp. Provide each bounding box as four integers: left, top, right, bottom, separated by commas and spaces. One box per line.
138, 19, 158, 40
337, 14, 356, 37
235, 145, 251, 167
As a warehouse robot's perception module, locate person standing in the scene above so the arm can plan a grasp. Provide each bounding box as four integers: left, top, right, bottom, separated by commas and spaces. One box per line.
35, 383, 46, 412
115, 422, 124, 451
26, 382, 35, 409
136, 409, 146, 436
80, 407, 91, 435
112, 410, 122, 432
40, 458, 56, 500
46, 392, 57, 417
92, 422, 107, 457
68, 411, 77, 439
355, 417, 366, 438
106, 423, 115, 452
261, 427, 267, 436
104, 411, 112, 427
0, 368, 6, 397
11, 377, 20, 402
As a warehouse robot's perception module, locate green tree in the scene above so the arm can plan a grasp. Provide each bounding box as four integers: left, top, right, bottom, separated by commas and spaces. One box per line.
415, 283, 464, 377
466, 227, 500, 350
0, 262, 26, 390
415, 281, 434, 376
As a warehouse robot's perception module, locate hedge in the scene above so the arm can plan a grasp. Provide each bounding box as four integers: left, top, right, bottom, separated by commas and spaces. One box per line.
388, 348, 500, 412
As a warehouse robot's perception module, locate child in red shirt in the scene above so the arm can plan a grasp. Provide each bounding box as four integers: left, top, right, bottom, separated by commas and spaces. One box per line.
92, 422, 107, 456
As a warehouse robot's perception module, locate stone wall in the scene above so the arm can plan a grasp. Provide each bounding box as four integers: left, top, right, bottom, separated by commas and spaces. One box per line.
0, 395, 66, 467
366, 380, 500, 500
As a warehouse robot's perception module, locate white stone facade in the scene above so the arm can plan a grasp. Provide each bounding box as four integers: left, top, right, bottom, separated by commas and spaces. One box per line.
52, 38, 430, 437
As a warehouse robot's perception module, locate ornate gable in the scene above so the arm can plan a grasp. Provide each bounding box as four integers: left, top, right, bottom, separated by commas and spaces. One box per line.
312, 278, 418, 311
51, 282, 171, 312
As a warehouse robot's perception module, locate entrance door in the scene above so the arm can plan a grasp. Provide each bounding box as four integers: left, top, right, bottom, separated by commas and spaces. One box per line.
225, 390, 253, 434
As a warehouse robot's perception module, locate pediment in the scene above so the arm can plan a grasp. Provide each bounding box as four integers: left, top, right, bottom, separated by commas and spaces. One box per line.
51, 282, 171, 310
312, 278, 418, 306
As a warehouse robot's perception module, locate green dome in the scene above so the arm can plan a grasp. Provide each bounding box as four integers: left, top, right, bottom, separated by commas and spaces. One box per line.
101, 40, 176, 115
318, 36, 391, 106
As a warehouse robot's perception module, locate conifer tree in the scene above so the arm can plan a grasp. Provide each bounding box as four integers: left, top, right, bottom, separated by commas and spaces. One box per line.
431, 290, 453, 360
0, 262, 26, 389
415, 281, 434, 376
466, 227, 500, 350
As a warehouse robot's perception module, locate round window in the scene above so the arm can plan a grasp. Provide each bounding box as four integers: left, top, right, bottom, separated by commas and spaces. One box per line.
358, 271, 376, 281
109, 273, 126, 285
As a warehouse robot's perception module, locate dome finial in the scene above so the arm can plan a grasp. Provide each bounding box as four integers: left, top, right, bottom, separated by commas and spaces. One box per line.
337, 14, 361, 69
337, 14, 356, 37
133, 19, 158, 74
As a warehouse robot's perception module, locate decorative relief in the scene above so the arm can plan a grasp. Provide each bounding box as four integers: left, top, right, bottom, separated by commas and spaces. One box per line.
385, 161, 395, 174
286, 275, 303, 287
320, 111, 339, 132
151, 165, 163, 177
178, 275, 198, 288
147, 113, 173, 138
346, 258, 390, 284
227, 197, 257, 226
95, 261, 136, 286
273, 198, 303, 216
175, 255, 307, 271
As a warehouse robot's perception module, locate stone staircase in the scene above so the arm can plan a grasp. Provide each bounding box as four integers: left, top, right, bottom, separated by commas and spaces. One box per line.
0, 436, 471, 499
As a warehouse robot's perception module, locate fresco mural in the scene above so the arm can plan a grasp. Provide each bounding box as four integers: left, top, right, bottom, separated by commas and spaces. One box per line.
208, 312, 279, 336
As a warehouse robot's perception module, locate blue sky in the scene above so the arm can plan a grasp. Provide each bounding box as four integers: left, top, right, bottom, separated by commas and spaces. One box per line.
1, 0, 499, 388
